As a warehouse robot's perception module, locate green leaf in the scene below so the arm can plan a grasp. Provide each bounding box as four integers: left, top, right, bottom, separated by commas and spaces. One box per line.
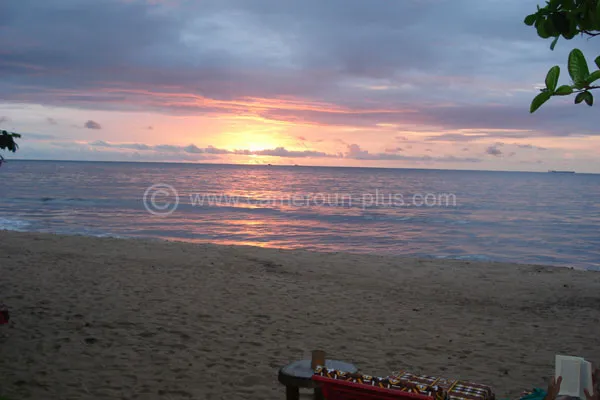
587, 70, 600, 84
595, 56, 600, 70
597, 0, 600, 24
537, 19, 550, 38
530, 91, 552, 113
551, 12, 569, 35
555, 85, 573, 95
583, 91, 593, 106
563, 17, 578, 39
524, 14, 537, 25
543, 18, 557, 36
550, 36, 559, 50
545, 66, 560, 91
575, 92, 586, 104
568, 49, 590, 85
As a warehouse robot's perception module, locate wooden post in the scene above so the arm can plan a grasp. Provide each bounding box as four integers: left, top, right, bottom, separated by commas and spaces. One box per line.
285, 385, 299, 400
312, 350, 326, 400
311, 350, 326, 370
314, 386, 324, 400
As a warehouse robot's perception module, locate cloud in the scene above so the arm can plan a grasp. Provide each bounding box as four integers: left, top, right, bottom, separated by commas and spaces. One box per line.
88, 141, 334, 158
344, 143, 480, 162
516, 143, 547, 150
0, 0, 597, 143
486, 145, 503, 156
204, 145, 230, 155
183, 144, 202, 154
84, 120, 102, 129
384, 147, 403, 153
153, 144, 180, 152
0, 0, 598, 173
84, 140, 484, 163
90, 140, 150, 150
254, 147, 332, 158
346, 143, 371, 159
46, 117, 58, 125
0, 116, 10, 125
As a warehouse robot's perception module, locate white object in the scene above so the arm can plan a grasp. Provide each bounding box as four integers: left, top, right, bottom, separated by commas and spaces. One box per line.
555, 355, 594, 399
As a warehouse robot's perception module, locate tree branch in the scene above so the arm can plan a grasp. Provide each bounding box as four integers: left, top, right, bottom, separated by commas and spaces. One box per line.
582, 30, 600, 37
573, 86, 600, 93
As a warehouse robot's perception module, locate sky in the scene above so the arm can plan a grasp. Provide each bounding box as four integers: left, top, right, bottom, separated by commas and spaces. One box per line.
1, 0, 599, 172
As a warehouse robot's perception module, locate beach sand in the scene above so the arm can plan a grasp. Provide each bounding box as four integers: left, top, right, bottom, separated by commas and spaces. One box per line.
0, 231, 599, 400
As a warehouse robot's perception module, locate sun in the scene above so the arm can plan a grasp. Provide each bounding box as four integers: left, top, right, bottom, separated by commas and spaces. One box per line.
246, 142, 276, 152
228, 131, 285, 152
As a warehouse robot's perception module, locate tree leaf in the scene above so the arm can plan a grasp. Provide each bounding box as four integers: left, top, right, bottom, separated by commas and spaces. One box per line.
555, 85, 573, 95
545, 66, 560, 91
524, 14, 537, 25
568, 49, 590, 85
537, 19, 550, 38
530, 91, 552, 113
595, 56, 600, 70
550, 36, 559, 50
583, 91, 594, 106
575, 92, 587, 104
587, 70, 600, 84
543, 18, 557, 36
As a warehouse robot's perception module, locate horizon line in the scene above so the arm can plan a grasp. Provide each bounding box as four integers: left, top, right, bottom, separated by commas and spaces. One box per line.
4, 158, 597, 175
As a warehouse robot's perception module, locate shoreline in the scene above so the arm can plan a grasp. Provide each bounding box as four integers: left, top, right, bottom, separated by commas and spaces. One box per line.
1, 230, 599, 399
1, 228, 592, 271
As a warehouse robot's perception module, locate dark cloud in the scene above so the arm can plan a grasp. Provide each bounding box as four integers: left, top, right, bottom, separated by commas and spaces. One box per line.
83, 140, 482, 163
385, 147, 403, 153
87, 141, 333, 158
344, 143, 480, 163
0, 116, 10, 125
183, 144, 202, 154
46, 117, 58, 125
84, 120, 101, 130
204, 145, 230, 155
153, 145, 181, 152
254, 147, 332, 158
90, 140, 150, 150
486, 145, 503, 157
0, 0, 598, 142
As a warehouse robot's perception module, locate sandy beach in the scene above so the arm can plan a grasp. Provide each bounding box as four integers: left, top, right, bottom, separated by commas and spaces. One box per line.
0, 231, 599, 400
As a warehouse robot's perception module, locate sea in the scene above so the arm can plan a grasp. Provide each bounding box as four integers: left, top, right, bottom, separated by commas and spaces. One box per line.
0, 160, 599, 270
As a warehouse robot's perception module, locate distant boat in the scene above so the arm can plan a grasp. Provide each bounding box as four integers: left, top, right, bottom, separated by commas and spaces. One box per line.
548, 170, 575, 174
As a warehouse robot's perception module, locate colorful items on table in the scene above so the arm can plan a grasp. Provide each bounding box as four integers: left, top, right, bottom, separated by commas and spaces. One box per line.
313, 366, 495, 400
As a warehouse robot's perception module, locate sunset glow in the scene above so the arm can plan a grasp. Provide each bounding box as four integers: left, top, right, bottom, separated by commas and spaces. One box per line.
1, 0, 599, 172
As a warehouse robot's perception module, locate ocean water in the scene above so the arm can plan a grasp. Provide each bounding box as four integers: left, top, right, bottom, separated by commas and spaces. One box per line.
0, 160, 599, 270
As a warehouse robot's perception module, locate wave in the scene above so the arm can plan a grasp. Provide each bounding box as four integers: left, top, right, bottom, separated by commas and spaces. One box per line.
0, 217, 31, 231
